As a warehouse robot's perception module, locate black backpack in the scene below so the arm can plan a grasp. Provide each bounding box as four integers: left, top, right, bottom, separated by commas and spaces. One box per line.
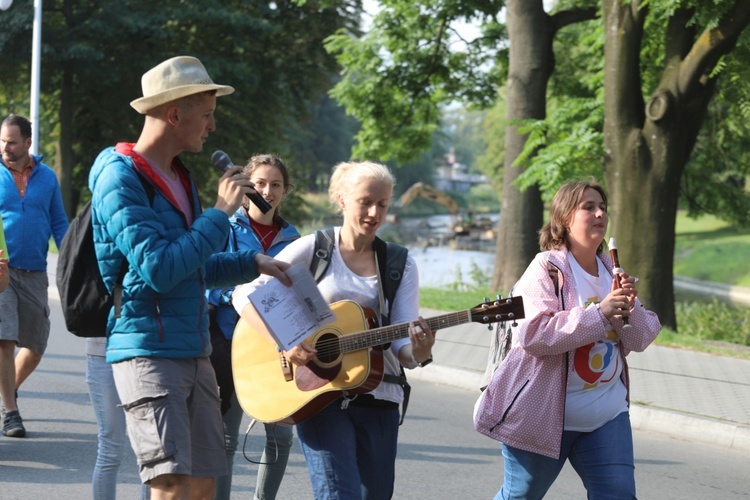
57, 173, 154, 337
310, 228, 412, 423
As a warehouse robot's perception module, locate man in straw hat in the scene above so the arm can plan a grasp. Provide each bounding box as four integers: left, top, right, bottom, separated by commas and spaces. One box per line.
87, 56, 291, 499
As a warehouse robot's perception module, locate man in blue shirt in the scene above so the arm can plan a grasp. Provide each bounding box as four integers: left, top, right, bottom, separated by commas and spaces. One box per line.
0, 114, 69, 438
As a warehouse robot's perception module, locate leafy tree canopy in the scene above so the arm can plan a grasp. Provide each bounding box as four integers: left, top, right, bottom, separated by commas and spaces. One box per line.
325, 0, 507, 164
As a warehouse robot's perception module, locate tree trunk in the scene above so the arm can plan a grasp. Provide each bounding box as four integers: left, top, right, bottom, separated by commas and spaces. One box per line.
602, 1, 750, 329
491, 0, 549, 294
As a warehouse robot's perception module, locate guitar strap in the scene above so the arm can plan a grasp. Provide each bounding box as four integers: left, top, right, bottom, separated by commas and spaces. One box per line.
311, 228, 411, 424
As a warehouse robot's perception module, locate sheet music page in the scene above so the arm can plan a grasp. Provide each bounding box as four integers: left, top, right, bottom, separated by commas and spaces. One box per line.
247, 262, 334, 350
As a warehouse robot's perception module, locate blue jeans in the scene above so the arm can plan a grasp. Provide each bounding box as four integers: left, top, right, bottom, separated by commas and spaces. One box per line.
215, 391, 293, 500
86, 354, 149, 500
296, 400, 399, 500
497, 411, 636, 500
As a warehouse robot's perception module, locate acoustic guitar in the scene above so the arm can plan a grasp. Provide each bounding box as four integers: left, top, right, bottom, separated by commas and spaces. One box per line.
232, 296, 525, 425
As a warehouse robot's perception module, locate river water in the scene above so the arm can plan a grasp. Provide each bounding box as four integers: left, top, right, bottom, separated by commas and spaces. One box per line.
387, 214, 497, 289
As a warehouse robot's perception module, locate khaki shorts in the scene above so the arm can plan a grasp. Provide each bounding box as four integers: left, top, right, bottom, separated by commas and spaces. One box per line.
0, 268, 50, 354
112, 356, 228, 483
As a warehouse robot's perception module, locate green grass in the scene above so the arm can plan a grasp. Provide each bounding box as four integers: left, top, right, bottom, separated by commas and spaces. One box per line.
674, 212, 750, 287
655, 329, 750, 360
420, 286, 496, 312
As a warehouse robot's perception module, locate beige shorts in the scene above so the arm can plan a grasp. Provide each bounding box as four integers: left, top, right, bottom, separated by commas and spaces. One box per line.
0, 268, 50, 354
112, 356, 227, 483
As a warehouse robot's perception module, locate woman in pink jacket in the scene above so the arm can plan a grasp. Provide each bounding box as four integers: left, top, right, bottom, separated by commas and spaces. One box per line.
475, 179, 661, 499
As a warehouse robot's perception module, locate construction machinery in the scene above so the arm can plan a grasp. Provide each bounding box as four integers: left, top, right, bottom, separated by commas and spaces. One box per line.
388, 182, 496, 241
390, 182, 460, 220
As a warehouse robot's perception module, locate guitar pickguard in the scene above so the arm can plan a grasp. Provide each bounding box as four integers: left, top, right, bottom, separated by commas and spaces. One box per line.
295, 363, 342, 391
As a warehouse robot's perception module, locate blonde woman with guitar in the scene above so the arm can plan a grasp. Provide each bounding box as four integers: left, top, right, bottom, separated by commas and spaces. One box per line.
233, 161, 435, 500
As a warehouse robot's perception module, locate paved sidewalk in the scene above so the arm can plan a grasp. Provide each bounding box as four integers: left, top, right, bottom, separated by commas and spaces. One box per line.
413, 306, 750, 452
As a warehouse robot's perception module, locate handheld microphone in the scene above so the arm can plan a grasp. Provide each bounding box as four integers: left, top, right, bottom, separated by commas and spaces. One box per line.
211, 150, 272, 214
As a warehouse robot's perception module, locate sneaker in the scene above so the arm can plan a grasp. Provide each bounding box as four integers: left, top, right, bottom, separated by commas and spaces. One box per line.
2, 410, 26, 438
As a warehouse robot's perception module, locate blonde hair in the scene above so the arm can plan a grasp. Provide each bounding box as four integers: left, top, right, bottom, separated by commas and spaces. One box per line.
327, 161, 395, 213
538, 178, 608, 253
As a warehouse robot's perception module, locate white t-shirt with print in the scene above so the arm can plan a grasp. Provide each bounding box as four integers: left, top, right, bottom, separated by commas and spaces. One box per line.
564, 251, 628, 432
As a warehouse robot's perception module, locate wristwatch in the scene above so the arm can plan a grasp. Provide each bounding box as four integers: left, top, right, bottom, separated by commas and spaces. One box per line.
418, 355, 433, 368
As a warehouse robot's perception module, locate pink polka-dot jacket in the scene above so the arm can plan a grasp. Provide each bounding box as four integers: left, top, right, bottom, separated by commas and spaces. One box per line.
474, 248, 661, 459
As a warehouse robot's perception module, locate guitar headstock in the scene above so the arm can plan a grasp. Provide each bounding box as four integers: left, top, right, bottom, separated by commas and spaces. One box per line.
470, 296, 525, 325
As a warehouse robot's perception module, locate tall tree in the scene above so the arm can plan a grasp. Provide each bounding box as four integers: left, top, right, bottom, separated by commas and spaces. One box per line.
601, 1, 750, 327
515, 1, 750, 328
493, 1, 597, 294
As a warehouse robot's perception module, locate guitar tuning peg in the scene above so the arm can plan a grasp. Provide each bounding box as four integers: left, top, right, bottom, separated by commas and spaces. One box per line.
496, 294, 503, 300
483, 297, 490, 303
488, 324, 493, 330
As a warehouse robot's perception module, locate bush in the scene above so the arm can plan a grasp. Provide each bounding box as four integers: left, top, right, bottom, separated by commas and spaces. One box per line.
673, 299, 750, 346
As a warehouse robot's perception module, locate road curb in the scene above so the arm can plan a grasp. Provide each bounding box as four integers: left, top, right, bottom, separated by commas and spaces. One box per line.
630, 405, 750, 452
674, 276, 750, 306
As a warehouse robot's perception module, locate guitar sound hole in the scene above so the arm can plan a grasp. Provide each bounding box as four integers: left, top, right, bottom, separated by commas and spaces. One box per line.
315, 332, 341, 364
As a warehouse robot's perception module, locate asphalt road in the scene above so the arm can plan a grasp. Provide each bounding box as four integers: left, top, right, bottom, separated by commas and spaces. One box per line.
1, 287, 749, 499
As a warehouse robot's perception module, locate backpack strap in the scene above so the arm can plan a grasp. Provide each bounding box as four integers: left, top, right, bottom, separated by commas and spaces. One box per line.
310, 228, 336, 283
383, 370, 410, 425
112, 171, 156, 318
373, 236, 409, 424
373, 237, 408, 326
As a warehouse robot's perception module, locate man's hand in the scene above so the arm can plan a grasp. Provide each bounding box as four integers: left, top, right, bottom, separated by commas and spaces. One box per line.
213, 166, 256, 216
254, 253, 292, 286
0, 251, 9, 292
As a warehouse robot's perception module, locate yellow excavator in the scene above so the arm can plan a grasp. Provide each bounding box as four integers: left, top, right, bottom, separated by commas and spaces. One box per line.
388, 182, 495, 239
390, 182, 460, 219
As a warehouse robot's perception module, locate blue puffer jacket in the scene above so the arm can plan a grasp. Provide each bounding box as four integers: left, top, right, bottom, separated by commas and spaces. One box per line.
89, 144, 262, 363
0, 155, 69, 270
207, 207, 300, 340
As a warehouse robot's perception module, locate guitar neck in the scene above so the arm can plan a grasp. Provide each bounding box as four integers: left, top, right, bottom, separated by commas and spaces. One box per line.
338, 310, 471, 353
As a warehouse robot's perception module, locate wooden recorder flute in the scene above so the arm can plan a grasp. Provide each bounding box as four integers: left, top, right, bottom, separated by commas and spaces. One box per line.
608, 237, 632, 329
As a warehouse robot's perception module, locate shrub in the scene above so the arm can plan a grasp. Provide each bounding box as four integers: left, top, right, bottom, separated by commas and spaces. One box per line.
674, 299, 750, 346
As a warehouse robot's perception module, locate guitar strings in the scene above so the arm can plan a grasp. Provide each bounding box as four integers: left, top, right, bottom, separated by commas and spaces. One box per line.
305, 311, 472, 357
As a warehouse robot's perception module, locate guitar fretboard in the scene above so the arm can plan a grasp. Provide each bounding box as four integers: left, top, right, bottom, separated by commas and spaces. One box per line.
338, 310, 471, 353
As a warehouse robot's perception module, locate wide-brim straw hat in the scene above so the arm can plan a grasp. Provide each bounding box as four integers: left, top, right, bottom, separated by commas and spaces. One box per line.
130, 56, 235, 114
